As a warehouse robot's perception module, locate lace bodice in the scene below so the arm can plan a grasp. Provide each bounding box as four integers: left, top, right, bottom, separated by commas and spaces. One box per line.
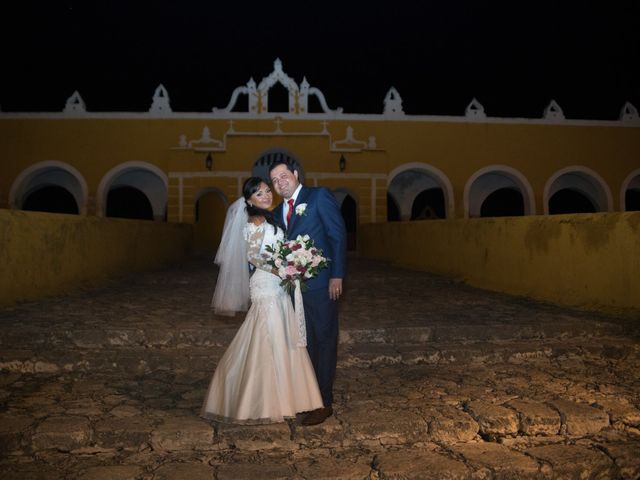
244, 222, 285, 300
244, 222, 284, 266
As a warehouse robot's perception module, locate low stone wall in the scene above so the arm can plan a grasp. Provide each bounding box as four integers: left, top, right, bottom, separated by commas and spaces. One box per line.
0, 209, 193, 306
359, 212, 640, 317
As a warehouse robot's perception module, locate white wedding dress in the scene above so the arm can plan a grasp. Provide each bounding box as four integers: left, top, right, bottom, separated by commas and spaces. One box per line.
201, 222, 323, 424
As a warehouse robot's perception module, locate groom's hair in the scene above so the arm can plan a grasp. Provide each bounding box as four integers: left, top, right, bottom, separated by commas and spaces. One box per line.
268, 158, 297, 176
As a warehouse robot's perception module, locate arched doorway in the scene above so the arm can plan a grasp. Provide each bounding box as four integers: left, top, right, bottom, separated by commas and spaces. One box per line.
544, 167, 612, 215
194, 189, 228, 254
23, 185, 79, 214
334, 190, 358, 251
465, 166, 534, 218
98, 161, 167, 221
387, 163, 453, 221
10, 161, 88, 214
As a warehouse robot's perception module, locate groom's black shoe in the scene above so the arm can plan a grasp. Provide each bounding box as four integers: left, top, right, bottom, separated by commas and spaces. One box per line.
301, 407, 333, 426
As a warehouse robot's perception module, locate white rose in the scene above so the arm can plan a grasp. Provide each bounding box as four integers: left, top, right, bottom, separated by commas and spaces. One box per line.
295, 203, 308, 216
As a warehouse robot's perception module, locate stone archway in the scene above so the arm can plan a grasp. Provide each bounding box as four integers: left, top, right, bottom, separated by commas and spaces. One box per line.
97, 161, 168, 220
543, 166, 612, 215
464, 165, 535, 218
387, 163, 454, 220
10, 160, 88, 215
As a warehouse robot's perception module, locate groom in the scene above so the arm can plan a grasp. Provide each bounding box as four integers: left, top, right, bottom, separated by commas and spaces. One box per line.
269, 160, 347, 426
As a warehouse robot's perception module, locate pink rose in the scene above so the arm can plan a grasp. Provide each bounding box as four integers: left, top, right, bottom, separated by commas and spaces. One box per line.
285, 265, 298, 277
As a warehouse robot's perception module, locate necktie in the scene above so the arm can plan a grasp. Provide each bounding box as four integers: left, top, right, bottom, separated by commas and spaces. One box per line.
286, 198, 295, 225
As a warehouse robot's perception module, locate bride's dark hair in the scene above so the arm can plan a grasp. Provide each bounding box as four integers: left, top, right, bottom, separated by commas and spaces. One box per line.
242, 177, 278, 233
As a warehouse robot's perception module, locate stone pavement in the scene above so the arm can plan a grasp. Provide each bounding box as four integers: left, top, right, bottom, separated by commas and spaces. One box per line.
1, 255, 639, 479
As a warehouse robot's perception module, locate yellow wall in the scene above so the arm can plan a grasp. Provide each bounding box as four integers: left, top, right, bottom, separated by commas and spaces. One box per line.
1, 116, 638, 313
359, 212, 640, 316
0, 209, 193, 306
2, 117, 638, 221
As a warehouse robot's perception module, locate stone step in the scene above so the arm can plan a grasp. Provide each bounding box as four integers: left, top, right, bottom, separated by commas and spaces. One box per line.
0, 315, 634, 354
340, 337, 640, 367
341, 319, 635, 345
1, 336, 637, 374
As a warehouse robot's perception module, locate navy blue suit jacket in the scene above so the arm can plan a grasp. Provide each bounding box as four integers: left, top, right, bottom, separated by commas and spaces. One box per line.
273, 186, 347, 291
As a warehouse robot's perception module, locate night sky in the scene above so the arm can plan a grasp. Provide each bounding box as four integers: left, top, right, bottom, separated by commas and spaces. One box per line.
2, 1, 639, 119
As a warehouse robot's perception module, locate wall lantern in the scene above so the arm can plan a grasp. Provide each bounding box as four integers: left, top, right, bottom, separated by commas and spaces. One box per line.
205, 152, 213, 171
339, 154, 346, 172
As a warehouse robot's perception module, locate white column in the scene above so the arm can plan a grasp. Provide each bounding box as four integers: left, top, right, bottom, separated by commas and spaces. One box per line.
370, 177, 377, 223
178, 176, 184, 222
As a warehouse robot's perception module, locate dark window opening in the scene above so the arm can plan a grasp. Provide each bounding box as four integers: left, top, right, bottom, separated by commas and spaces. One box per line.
411, 189, 446, 220
387, 194, 400, 222
22, 185, 79, 214
267, 83, 290, 113
549, 189, 596, 214
480, 188, 525, 217
625, 189, 640, 211
106, 186, 153, 220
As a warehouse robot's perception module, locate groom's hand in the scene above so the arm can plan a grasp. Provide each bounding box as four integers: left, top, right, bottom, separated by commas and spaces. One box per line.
329, 278, 343, 301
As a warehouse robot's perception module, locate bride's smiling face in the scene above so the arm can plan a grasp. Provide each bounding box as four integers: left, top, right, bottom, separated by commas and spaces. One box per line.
249, 182, 273, 209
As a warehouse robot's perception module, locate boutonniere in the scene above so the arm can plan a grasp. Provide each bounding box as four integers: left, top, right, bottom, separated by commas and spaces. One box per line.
295, 203, 308, 216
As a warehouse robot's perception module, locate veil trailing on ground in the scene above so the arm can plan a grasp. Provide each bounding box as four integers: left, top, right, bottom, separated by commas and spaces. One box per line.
211, 197, 250, 316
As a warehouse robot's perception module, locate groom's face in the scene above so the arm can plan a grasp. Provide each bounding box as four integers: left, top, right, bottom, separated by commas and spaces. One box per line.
270, 164, 299, 199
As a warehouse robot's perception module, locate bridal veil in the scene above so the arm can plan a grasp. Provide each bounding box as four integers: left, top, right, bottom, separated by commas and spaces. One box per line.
211, 197, 250, 315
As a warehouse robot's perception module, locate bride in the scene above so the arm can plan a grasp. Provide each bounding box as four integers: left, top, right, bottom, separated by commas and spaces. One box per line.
201, 177, 323, 424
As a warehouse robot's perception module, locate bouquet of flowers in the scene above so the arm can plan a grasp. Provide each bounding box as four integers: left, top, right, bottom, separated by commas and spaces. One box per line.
264, 234, 329, 292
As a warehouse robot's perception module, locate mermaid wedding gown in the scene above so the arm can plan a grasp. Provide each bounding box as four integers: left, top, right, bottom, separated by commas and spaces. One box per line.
201, 222, 323, 424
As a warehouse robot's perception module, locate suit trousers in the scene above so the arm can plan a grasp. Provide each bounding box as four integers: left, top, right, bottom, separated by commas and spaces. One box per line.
301, 287, 338, 407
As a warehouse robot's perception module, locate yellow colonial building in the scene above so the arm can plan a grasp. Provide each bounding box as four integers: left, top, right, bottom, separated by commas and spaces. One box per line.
2, 59, 639, 251
1, 59, 640, 315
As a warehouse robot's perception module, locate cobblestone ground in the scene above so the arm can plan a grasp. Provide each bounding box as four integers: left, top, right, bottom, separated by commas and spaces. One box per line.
1, 255, 639, 479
